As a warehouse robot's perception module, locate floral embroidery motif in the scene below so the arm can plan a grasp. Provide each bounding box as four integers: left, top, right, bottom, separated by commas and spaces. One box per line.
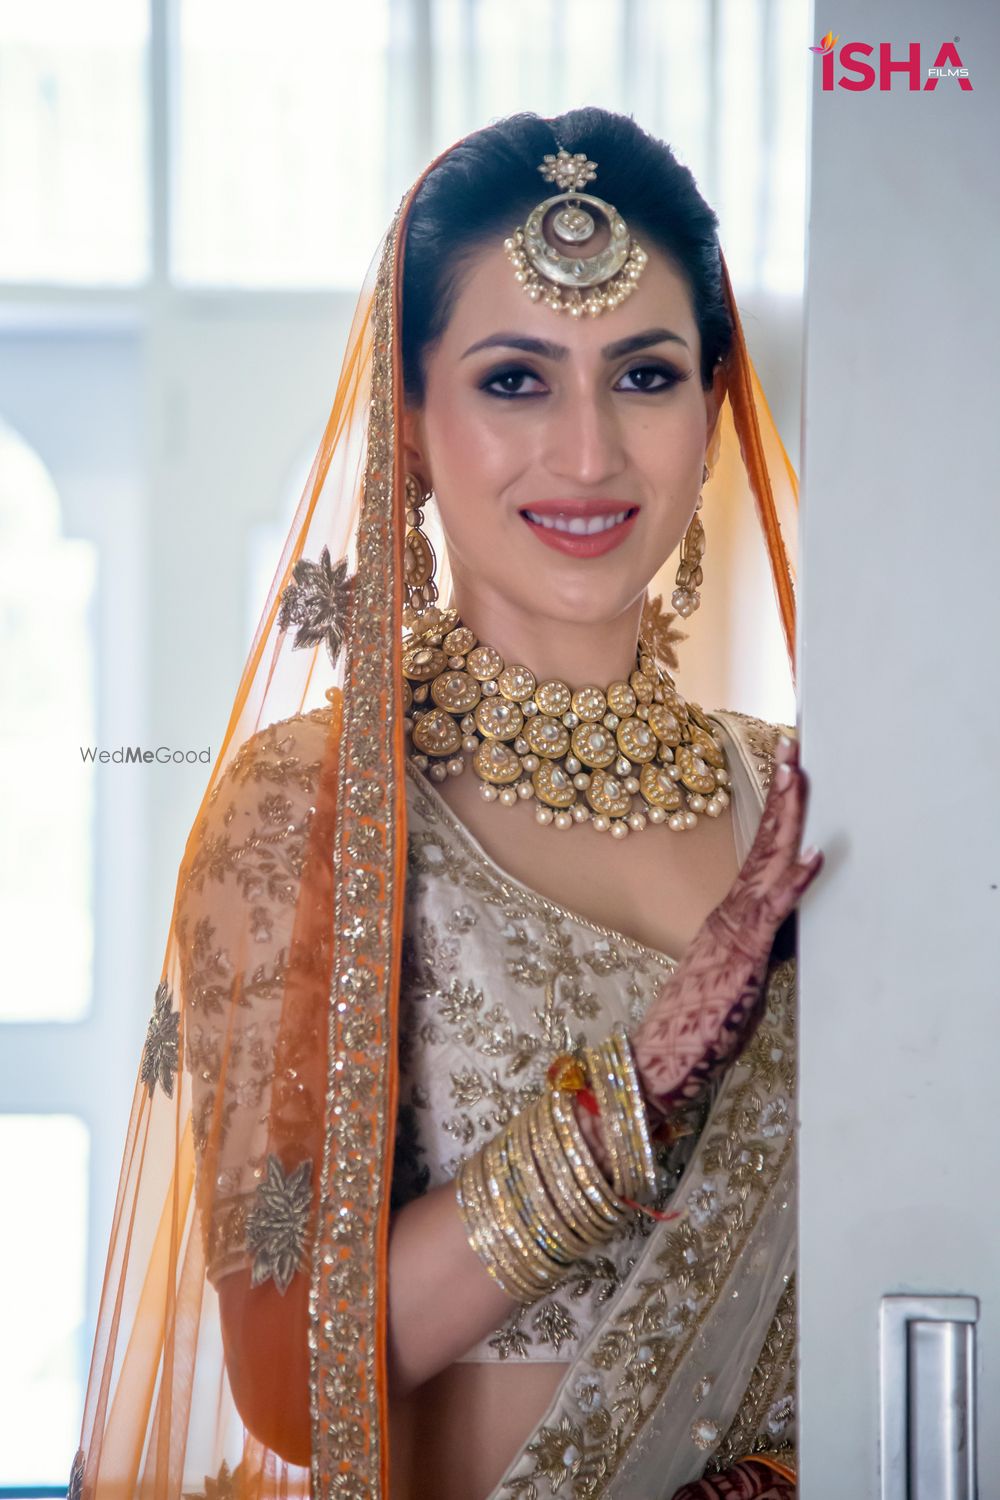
140, 979, 180, 1099
67, 1448, 85, 1500
182, 1459, 247, 1499
245, 1153, 313, 1294
572, 1372, 605, 1415
640, 591, 687, 672
521, 1416, 587, 1492
532, 1300, 578, 1354
707, 1277, 798, 1471
489, 1310, 531, 1360
277, 544, 353, 668
691, 1416, 722, 1450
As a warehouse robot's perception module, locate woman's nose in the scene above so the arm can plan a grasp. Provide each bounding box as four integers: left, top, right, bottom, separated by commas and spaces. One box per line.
542, 390, 627, 487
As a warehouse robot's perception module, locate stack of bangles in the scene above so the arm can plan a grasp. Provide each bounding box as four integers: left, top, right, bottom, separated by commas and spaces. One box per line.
455, 1024, 662, 1304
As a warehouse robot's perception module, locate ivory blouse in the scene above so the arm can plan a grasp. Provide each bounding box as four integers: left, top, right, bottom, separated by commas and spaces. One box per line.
393, 708, 757, 1365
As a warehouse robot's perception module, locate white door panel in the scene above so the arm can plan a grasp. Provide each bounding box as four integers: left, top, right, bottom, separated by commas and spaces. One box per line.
798, 2, 1000, 1492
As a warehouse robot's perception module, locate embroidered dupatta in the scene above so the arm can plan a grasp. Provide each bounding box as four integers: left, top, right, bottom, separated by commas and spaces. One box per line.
71, 133, 799, 1499
486, 711, 798, 1498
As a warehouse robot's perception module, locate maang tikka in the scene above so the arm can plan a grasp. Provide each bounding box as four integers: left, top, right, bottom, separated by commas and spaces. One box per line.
505, 148, 648, 317
672, 463, 710, 618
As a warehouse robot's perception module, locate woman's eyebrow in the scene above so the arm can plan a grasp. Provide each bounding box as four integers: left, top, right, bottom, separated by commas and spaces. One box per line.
460, 327, 689, 361
601, 328, 690, 359
461, 333, 567, 360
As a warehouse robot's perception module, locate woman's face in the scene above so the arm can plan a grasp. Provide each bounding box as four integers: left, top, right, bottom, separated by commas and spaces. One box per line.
404, 238, 725, 639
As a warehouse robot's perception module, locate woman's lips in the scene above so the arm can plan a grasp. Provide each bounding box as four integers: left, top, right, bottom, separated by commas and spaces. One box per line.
519, 506, 639, 558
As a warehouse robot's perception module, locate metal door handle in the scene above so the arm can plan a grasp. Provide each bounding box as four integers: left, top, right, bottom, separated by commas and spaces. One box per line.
880, 1294, 978, 1500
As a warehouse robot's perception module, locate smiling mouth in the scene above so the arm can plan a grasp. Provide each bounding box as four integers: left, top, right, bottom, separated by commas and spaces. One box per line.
519, 506, 639, 536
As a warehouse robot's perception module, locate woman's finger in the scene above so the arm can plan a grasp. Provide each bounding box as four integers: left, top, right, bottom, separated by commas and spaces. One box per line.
773, 731, 798, 767
762, 840, 824, 929
737, 763, 813, 895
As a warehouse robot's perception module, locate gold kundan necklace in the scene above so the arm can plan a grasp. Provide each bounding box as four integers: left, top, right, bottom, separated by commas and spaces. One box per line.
402, 609, 731, 837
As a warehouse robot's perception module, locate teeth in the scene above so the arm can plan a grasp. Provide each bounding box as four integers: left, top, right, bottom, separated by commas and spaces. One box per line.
525, 508, 632, 535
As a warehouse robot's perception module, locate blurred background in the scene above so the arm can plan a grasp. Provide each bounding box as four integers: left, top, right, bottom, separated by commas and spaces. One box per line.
0, 0, 809, 1486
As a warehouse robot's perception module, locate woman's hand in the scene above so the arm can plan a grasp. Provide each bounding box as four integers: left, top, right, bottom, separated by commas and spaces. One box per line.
630, 734, 821, 1120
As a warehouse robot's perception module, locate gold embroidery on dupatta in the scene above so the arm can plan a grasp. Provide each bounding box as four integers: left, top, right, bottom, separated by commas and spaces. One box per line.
174, 706, 333, 1287
310, 217, 401, 1496
245, 1154, 315, 1294
496, 715, 797, 1497
140, 978, 180, 1099
276, 545, 353, 668
499, 958, 797, 1498
706, 1277, 797, 1470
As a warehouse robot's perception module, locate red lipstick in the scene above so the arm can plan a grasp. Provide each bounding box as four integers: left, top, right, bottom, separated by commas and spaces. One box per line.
519, 500, 640, 559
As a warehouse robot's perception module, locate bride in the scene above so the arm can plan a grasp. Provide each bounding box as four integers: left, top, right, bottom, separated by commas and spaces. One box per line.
71, 108, 818, 1500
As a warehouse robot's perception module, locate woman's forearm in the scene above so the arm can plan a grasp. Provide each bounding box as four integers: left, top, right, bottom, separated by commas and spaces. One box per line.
217, 1180, 518, 1456
220, 1091, 623, 1455
386, 1179, 517, 1394
385, 1090, 622, 1395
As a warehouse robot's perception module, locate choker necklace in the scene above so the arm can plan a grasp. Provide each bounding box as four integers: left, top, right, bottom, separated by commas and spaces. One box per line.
402, 609, 731, 838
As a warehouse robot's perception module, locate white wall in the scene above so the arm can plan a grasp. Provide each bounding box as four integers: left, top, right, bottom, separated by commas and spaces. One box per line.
798, 3, 1000, 1491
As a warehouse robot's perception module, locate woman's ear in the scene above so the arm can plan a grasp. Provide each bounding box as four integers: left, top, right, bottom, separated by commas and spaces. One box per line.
704, 362, 727, 454
401, 407, 429, 490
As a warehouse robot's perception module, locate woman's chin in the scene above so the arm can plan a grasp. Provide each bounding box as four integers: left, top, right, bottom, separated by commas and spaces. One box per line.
515, 577, 644, 630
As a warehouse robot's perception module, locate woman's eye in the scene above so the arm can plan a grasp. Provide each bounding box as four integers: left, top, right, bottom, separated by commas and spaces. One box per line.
616, 364, 684, 393
481, 367, 547, 397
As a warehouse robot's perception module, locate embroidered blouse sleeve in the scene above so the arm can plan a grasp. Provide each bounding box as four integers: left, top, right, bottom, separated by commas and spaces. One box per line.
173, 707, 334, 1288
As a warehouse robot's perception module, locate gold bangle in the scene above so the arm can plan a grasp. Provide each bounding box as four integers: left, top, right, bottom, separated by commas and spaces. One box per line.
456, 1152, 541, 1303
582, 1039, 636, 1199
495, 1127, 572, 1267
475, 1142, 554, 1297
526, 1091, 615, 1243
455, 1086, 637, 1307
548, 1088, 633, 1227
583, 1029, 658, 1204
508, 1107, 595, 1261
482, 1130, 568, 1290
607, 1025, 658, 1202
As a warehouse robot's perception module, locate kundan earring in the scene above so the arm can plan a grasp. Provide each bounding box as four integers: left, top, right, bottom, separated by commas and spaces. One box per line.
403, 472, 443, 631
671, 463, 710, 619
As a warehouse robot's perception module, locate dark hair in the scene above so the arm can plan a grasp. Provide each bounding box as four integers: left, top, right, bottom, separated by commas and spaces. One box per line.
401, 107, 733, 404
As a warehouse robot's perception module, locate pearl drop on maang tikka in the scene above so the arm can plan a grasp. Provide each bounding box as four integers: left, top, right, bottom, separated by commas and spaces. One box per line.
402, 610, 730, 838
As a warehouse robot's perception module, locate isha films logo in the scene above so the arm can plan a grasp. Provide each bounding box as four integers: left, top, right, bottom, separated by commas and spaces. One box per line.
810, 30, 973, 91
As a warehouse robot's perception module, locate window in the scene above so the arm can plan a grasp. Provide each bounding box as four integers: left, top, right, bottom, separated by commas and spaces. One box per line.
0, 1115, 90, 1486
174, 0, 390, 288
0, 420, 96, 1022
0, 0, 149, 284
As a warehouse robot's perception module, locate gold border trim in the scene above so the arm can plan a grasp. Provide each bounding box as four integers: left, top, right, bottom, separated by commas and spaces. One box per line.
310, 214, 402, 1498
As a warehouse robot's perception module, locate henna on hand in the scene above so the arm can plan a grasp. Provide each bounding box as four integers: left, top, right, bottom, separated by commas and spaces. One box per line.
631, 737, 822, 1118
